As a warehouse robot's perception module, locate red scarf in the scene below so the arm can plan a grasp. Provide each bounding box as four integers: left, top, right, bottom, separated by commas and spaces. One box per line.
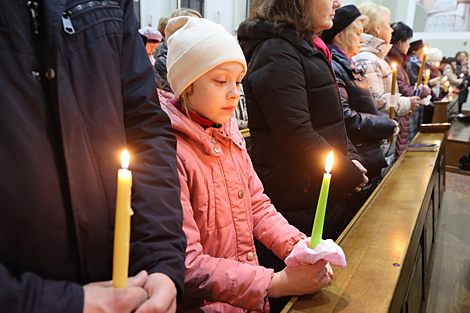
313, 37, 332, 63
169, 98, 218, 128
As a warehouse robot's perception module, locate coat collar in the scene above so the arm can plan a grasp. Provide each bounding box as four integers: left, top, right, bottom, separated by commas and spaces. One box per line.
238, 20, 317, 64
388, 46, 408, 66
158, 90, 246, 156
330, 46, 362, 75
359, 33, 392, 59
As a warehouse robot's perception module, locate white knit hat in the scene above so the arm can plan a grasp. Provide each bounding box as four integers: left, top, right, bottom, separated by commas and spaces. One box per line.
426, 47, 443, 65
166, 16, 247, 98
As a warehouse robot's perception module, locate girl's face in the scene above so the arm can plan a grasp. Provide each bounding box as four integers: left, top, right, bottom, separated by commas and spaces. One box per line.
338, 19, 364, 58
185, 62, 245, 125
375, 14, 393, 43
312, 0, 341, 32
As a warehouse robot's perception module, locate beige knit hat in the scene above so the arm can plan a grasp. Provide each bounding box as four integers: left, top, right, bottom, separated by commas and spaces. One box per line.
166, 16, 247, 98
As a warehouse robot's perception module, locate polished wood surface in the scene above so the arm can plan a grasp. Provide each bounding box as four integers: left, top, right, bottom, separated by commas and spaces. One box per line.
432, 100, 450, 123
282, 133, 445, 313
420, 123, 451, 133
446, 119, 470, 175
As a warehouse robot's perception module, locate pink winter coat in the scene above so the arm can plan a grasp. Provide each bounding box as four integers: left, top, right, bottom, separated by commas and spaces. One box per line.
158, 90, 306, 312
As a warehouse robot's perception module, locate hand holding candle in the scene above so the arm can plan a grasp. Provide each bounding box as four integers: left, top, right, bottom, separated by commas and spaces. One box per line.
424, 69, 430, 85
416, 46, 428, 86
113, 150, 134, 288
310, 151, 334, 249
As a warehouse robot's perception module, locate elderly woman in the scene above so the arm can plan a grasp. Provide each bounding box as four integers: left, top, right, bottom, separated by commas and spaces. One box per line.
352, 2, 420, 174
321, 5, 398, 211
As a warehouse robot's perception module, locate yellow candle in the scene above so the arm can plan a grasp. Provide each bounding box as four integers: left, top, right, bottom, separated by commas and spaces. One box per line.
391, 62, 397, 95
113, 150, 134, 288
416, 46, 428, 86
444, 81, 449, 92
424, 69, 431, 85
310, 151, 334, 249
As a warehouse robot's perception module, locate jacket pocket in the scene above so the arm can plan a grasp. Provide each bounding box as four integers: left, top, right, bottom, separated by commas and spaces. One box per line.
61, 1, 123, 55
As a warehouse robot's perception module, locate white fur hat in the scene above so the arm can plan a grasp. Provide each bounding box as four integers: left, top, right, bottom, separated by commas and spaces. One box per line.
165, 16, 247, 98
426, 47, 443, 65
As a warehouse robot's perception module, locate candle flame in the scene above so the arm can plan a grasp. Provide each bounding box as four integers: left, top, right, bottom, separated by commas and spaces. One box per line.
423, 46, 428, 54
121, 150, 130, 170
426, 69, 430, 75
436, 62, 440, 67
391, 62, 397, 71
445, 81, 449, 86
443, 76, 448, 81
449, 87, 453, 93
325, 151, 334, 173
461, 73, 465, 77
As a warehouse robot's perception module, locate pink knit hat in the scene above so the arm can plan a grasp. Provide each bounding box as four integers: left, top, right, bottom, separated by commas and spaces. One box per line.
139, 27, 162, 42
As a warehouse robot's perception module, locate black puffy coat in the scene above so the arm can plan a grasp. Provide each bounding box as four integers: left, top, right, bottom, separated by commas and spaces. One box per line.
331, 47, 395, 179
154, 40, 172, 92
0, 1, 185, 312
238, 20, 363, 239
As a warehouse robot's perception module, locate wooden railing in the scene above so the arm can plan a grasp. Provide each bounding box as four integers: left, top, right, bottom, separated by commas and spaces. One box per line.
282, 132, 446, 313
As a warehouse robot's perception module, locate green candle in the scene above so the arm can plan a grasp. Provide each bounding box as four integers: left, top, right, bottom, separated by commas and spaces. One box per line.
310, 151, 334, 249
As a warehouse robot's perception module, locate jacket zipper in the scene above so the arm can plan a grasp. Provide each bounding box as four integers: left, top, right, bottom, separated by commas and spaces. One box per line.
27, 1, 40, 35
62, 0, 119, 35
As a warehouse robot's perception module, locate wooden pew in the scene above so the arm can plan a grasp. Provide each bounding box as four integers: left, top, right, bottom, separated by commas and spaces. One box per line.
282, 132, 446, 313
445, 117, 470, 175
431, 100, 450, 124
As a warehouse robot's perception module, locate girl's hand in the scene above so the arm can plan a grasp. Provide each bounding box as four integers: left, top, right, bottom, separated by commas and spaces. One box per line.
268, 260, 331, 298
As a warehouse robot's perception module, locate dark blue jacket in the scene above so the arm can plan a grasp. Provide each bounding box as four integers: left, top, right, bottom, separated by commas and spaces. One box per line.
0, 1, 186, 312
331, 47, 395, 179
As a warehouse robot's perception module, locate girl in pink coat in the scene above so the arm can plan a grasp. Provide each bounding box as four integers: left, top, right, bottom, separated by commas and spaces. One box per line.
161, 16, 332, 312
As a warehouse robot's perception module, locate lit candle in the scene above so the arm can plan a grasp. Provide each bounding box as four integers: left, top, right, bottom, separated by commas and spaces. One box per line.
449, 87, 453, 94
435, 62, 440, 77
444, 81, 449, 92
113, 150, 134, 288
424, 69, 431, 85
460, 73, 465, 78
391, 62, 397, 95
416, 46, 428, 86
310, 151, 334, 249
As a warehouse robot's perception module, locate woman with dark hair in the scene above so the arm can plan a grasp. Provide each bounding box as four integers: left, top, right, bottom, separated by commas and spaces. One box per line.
238, 0, 366, 286
386, 23, 430, 150
321, 5, 398, 213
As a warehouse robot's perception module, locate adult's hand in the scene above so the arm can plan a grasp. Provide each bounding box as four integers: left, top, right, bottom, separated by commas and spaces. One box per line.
429, 77, 439, 87
83, 270, 148, 313
409, 96, 421, 111
422, 84, 431, 95
387, 119, 400, 143
352, 160, 369, 192
268, 260, 331, 298
135, 272, 178, 313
